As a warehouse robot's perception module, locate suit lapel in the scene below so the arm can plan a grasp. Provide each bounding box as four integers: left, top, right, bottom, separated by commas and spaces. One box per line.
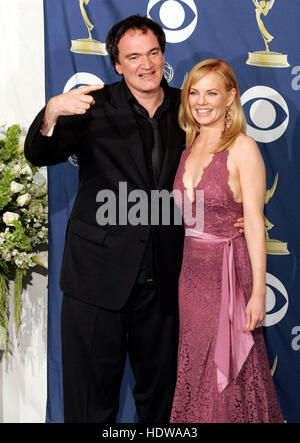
104, 80, 184, 191
104, 82, 151, 190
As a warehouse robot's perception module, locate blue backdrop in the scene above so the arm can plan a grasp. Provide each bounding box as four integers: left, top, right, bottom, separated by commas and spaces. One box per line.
43, 0, 300, 423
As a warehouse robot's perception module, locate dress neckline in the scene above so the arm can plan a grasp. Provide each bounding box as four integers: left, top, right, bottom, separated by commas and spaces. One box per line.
182, 144, 225, 203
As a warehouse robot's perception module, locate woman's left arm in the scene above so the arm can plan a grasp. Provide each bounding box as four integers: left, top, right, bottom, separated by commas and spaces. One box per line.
236, 135, 267, 332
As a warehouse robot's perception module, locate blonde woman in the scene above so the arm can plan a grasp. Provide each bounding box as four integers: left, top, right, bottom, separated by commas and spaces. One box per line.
170, 59, 283, 423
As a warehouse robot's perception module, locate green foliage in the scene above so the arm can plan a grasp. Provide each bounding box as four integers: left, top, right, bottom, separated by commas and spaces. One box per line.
5, 220, 32, 252
13, 268, 26, 338
0, 123, 48, 358
0, 124, 20, 163
0, 272, 10, 358
0, 169, 13, 211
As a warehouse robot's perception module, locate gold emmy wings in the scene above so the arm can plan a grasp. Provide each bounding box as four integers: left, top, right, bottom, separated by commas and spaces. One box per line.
264, 173, 289, 255
71, 0, 107, 55
246, 0, 289, 68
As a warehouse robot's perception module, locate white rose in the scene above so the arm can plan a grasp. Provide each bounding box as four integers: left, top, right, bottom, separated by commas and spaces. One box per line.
17, 193, 31, 207
2, 250, 12, 261
0, 133, 6, 141
0, 118, 6, 127
19, 164, 33, 178
10, 181, 24, 193
3, 211, 20, 226
14, 252, 33, 269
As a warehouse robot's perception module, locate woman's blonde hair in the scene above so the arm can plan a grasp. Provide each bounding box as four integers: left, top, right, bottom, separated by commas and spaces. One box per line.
178, 58, 247, 152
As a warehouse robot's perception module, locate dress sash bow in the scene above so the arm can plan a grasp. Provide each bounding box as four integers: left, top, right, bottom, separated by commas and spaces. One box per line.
185, 228, 254, 393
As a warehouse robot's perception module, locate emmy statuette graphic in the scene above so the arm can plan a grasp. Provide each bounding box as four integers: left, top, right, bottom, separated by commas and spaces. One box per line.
247, 0, 289, 68
71, 0, 107, 55
164, 61, 174, 83
264, 173, 289, 255
270, 355, 278, 377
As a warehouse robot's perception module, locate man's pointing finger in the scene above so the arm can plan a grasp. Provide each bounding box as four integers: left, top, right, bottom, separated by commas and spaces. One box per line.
78, 83, 104, 94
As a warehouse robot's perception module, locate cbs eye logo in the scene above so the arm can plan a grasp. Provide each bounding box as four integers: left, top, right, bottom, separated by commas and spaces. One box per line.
63, 72, 103, 93
147, 0, 198, 43
264, 273, 289, 327
241, 86, 289, 143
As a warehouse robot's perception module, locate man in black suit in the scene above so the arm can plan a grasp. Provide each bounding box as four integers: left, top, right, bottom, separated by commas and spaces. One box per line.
25, 15, 185, 423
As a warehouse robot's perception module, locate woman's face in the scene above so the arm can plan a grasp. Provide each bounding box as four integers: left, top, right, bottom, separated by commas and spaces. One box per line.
188, 71, 236, 130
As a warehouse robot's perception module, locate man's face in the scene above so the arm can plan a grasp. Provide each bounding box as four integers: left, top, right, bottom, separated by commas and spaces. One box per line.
115, 28, 165, 96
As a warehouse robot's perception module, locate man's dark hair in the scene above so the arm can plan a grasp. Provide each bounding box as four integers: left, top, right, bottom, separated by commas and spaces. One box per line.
106, 15, 166, 71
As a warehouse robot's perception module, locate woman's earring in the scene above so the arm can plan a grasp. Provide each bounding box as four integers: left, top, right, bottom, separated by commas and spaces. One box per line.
225, 106, 232, 129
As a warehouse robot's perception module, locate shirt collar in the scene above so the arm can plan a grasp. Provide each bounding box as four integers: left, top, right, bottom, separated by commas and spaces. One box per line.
121, 77, 171, 116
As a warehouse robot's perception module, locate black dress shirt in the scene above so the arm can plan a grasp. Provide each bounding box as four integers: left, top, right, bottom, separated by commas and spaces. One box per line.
121, 78, 171, 285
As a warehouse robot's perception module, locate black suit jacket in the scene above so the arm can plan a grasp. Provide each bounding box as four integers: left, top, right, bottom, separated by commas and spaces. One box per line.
24, 80, 185, 313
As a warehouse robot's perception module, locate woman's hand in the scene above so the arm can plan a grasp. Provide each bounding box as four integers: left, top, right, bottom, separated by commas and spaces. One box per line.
234, 217, 244, 234
244, 292, 266, 332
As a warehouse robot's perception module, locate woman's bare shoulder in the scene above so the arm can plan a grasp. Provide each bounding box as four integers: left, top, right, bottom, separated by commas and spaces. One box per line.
230, 133, 262, 160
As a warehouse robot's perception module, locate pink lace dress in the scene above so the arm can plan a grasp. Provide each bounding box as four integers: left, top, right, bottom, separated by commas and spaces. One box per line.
170, 146, 284, 423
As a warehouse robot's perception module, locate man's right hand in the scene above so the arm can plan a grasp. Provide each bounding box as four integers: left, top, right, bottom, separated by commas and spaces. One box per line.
41, 83, 104, 135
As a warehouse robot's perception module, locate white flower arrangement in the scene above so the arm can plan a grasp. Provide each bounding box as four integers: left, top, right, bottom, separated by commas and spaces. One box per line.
0, 119, 48, 357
